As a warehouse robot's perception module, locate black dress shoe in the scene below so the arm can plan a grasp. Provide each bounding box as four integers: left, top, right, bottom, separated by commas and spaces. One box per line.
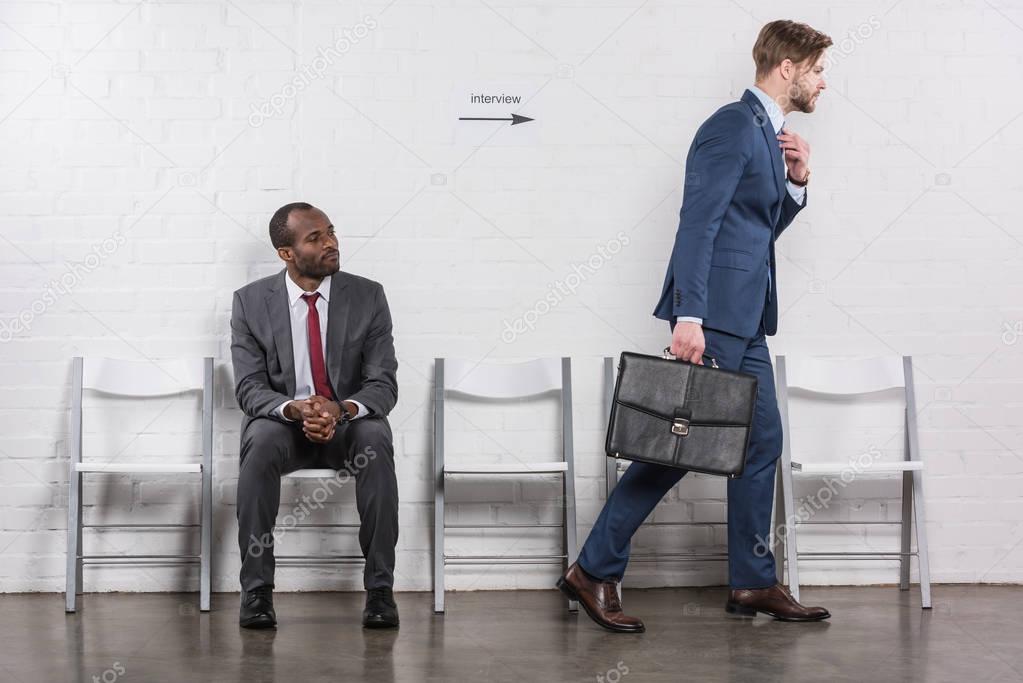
239, 585, 277, 629
362, 587, 399, 629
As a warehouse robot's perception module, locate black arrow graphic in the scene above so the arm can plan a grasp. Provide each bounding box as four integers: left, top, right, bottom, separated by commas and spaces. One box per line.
458, 113, 534, 126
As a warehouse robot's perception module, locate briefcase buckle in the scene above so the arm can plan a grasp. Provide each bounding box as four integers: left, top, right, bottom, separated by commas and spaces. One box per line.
671, 417, 690, 436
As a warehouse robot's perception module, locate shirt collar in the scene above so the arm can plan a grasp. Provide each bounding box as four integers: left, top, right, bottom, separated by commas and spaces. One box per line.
749, 85, 785, 134
285, 272, 332, 307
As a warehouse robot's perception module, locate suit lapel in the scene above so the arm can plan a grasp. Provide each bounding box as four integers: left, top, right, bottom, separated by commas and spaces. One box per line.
325, 273, 351, 395
741, 89, 786, 228
266, 270, 296, 398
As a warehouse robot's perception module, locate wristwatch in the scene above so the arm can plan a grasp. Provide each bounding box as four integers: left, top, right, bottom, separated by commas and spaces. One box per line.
787, 168, 810, 187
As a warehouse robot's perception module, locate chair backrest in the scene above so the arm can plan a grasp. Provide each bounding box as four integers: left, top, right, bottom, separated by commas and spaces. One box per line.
433, 357, 574, 466
779, 355, 907, 395
71, 357, 214, 465
80, 357, 207, 396
776, 355, 920, 464
441, 357, 564, 399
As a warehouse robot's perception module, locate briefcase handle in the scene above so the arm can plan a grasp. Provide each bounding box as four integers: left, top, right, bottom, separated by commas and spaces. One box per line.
662, 347, 719, 368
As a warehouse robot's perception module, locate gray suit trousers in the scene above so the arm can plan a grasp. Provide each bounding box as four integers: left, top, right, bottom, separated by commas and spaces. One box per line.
236, 416, 399, 592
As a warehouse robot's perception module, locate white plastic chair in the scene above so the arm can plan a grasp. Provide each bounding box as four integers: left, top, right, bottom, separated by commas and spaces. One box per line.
65, 357, 213, 612
433, 357, 578, 613
773, 355, 932, 609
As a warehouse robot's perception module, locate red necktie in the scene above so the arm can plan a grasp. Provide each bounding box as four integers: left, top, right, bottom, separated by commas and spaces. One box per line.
301, 292, 335, 400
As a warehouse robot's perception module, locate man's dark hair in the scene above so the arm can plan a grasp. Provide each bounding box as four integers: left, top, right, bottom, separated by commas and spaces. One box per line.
269, 202, 314, 249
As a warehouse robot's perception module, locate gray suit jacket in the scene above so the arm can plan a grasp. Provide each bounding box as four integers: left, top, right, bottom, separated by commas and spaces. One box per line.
230, 269, 398, 435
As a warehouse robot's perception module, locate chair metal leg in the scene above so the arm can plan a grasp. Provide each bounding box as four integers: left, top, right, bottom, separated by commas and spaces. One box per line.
775, 356, 800, 600
561, 358, 578, 612
773, 465, 786, 584
75, 509, 83, 598
903, 357, 931, 609
899, 470, 912, 591
912, 469, 932, 609
66, 357, 84, 613
611, 461, 624, 598
780, 461, 800, 601
604, 458, 618, 500
199, 357, 213, 612
603, 357, 624, 600
563, 471, 578, 613
434, 474, 445, 614
603, 358, 617, 502
199, 465, 212, 612
433, 359, 446, 614
65, 469, 81, 613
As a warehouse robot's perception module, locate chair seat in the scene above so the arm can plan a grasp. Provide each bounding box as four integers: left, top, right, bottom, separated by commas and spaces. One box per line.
793, 461, 924, 475
284, 469, 338, 479
444, 461, 568, 474
75, 463, 201, 473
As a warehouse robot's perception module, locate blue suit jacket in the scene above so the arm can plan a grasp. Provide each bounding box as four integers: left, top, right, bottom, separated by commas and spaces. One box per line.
653, 89, 805, 338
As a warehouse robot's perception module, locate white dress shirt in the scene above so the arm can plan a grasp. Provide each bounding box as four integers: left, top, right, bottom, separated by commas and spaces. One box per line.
275, 272, 368, 421
677, 85, 806, 326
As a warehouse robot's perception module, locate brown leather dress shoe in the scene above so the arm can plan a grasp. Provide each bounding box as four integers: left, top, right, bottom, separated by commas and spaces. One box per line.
726, 583, 830, 622
557, 562, 645, 633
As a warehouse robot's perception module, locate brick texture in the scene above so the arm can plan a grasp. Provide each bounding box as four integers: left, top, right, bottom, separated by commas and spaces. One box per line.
1, 1, 1021, 593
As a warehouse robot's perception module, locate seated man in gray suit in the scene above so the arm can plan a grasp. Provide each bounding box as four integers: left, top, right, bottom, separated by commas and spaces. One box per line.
230, 202, 399, 629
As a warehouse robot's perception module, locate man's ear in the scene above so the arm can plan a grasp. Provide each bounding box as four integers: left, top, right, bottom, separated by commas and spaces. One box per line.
779, 58, 794, 81
276, 246, 292, 263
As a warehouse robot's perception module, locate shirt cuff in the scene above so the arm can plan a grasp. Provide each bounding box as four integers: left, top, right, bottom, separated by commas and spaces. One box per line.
275, 400, 294, 422
786, 180, 806, 204
676, 316, 703, 325
346, 400, 369, 419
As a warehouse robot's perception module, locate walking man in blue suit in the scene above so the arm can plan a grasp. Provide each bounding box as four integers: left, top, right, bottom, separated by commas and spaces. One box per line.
559, 20, 834, 632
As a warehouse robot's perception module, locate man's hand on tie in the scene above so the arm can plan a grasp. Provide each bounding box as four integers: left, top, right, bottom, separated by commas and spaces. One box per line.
778, 128, 810, 183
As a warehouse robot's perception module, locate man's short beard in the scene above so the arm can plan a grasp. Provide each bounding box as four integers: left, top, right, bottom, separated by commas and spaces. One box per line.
789, 84, 815, 113
784, 70, 817, 113
296, 254, 340, 279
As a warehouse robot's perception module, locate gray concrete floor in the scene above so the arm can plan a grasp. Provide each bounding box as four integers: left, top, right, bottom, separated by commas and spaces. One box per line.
2, 586, 1021, 683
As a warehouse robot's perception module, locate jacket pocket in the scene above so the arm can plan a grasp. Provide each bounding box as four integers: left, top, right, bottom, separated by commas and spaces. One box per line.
710, 248, 752, 271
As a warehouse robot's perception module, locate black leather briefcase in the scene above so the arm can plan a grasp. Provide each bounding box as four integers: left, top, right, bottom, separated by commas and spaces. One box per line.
605, 349, 758, 478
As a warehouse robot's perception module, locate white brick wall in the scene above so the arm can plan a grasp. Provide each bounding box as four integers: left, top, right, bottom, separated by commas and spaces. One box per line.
1, 0, 1022, 594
